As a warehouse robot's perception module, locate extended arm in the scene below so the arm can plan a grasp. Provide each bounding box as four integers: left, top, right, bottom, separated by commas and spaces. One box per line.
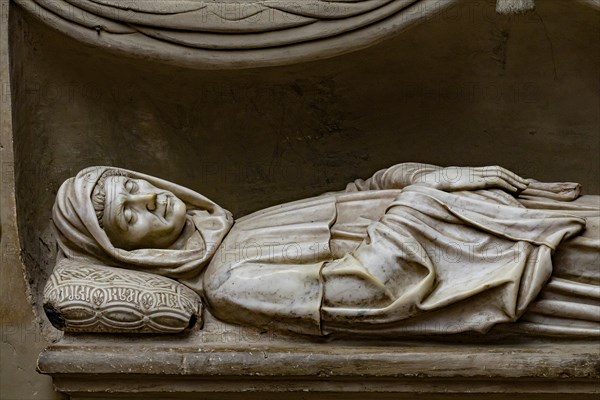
346, 163, 531, 195
345, 162, 441, 191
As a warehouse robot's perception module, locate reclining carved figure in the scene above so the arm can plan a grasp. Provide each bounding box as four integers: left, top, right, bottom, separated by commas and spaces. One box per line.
44, 164, 599, 336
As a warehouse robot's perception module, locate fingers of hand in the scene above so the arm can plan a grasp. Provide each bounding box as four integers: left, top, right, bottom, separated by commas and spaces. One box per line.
475, 166, 529, 190
483, 176, 517, 193
499, 166, 529, 185
498, 168, 529, 191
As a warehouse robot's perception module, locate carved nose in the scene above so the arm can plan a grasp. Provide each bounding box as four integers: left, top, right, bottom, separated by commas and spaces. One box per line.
130, 193, 157, 211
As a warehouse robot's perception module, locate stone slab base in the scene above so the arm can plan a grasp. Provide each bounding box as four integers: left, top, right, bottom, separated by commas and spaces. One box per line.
38, 326, 599, 399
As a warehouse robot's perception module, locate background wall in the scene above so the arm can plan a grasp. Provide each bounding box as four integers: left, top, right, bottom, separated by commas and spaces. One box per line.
3, 0, 599, 398
1, 1, 63, 399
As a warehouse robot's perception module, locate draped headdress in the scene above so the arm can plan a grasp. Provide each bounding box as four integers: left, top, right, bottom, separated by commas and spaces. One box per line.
52, 166, 233, 283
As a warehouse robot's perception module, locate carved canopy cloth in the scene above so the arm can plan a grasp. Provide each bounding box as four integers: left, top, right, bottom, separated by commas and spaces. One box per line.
13, 0, 528, 68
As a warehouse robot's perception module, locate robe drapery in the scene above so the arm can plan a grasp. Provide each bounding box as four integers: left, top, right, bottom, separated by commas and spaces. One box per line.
203, 164, 599, 336
51, 164, 599, 337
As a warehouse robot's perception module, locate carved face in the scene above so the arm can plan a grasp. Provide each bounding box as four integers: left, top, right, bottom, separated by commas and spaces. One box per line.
102, 176, 187, 250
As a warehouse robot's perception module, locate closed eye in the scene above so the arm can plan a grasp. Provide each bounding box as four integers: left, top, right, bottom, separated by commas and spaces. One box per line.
124, 208, 135, 225
125, 179, 139, 194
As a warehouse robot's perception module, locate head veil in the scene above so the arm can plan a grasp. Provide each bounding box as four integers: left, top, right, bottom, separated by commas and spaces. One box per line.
52, 166, 233, 283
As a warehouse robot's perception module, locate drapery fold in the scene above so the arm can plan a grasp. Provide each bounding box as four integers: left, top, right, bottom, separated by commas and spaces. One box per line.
321, 186, 586, 335
15, 0, 535, 69
53, 166, 233, 280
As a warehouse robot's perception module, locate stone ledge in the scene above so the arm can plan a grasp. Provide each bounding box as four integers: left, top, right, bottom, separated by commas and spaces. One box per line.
38, 336, 600, 399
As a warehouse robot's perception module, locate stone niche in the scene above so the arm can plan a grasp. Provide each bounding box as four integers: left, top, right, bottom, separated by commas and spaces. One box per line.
5, 0, 600, 398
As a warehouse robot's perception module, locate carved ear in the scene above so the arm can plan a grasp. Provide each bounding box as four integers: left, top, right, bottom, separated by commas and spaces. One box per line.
43, 260, 203, 334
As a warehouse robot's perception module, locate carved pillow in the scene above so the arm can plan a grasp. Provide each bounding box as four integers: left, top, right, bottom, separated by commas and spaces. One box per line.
43, 260, 202, 333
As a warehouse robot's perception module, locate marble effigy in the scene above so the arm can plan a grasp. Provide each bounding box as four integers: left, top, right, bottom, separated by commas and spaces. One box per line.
44, 163, 599, 337
5, 1, 599, 398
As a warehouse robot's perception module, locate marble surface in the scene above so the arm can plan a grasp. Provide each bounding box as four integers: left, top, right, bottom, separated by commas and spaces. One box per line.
37, 316, 600, 399
13, 0, 536, 68
45, 164, 600, 336
0, 0, 598, 399
44, 260, 202, 333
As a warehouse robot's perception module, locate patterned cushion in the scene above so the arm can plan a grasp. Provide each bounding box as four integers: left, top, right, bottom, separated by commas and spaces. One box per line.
43, 260, 202, 333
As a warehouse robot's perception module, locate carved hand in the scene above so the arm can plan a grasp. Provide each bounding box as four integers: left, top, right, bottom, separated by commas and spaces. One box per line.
417, 166, 530, 194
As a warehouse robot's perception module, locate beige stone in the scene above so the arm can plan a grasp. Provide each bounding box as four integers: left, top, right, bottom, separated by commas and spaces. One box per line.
37, 326, 600, 399
2, 0, 599, 398
13, 0, 538, 69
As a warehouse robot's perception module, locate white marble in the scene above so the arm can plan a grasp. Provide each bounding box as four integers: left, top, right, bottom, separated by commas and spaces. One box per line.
44, 259, 202, 333
45, 163, 599, 336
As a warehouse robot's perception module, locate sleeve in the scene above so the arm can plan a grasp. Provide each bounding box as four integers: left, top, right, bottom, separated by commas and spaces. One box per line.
344, 162, 442, 192
203, 261, 325, 336
201, 196, 336, 336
